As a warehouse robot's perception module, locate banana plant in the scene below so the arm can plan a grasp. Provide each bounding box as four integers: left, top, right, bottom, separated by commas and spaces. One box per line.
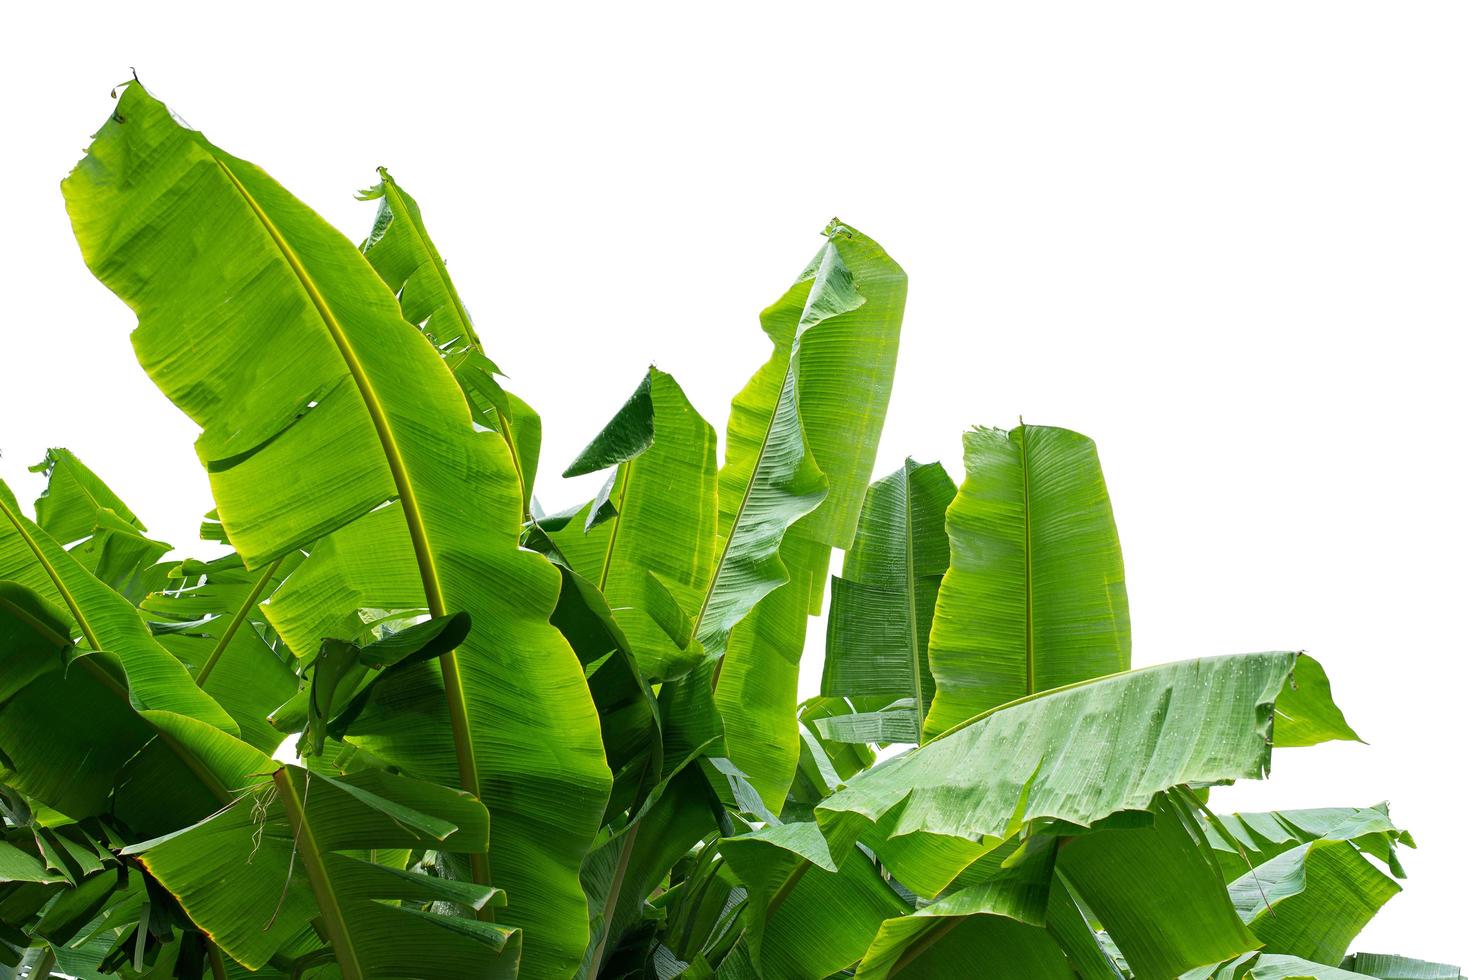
0, 79, 1457, 979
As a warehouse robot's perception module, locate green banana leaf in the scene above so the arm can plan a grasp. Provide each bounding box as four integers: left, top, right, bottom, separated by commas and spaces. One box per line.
0, 581, 151, 818
62, 82, 609, 978
28, 448, 146, 546
0, 482, 234, 735
720, 821, 909, 980
551, 367, 719, 682
822, 458, 956, 741
853, 835, 1064, 979
1227, 840, 1400, 965
924, 424, 1130, 738
818, 652, 1358, 888
27, 449, 170, 603
122, 765, 517, 977
357, 168, 539, 512
710, 221, 907, 810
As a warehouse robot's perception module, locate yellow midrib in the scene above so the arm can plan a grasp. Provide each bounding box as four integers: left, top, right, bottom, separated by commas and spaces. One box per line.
210, 154, 480, 804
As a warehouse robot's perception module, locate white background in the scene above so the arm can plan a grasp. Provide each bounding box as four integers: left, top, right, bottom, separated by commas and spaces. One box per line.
3, 2, 1464, 964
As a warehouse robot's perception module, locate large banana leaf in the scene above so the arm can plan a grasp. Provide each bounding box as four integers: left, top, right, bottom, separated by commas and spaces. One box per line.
710, 222, 907, 810
817, 652, 1358, 885
123, 765, 518, 976
551, 367, 719, 682
63, 83, 609, 978
924, 424, 1130, 738
821, 458, 956, 740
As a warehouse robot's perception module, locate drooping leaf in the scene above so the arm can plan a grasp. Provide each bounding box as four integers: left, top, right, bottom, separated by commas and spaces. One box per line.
822, 458, 956, 742
853, 835, 1064, 979
63, 83, 610, 978
0, 581, 262, 833
720, 820, 909, 980
1227, 839, 1400, 965
924, 424, 1130, 738
818, 652, 1358, 889
1204, 803, 1412, 881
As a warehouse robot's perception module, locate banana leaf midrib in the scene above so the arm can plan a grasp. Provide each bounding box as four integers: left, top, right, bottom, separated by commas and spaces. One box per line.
193, 555, 283, 687
208, 154, 481, 807
901, 463, 925, 732
1017, 426, 1035, 697
597, 456, 636, 591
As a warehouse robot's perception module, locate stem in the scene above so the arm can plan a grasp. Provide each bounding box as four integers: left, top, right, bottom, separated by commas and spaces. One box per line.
273, 768, 364, 980
585, 822, 640, 977
206, 938, 228, 980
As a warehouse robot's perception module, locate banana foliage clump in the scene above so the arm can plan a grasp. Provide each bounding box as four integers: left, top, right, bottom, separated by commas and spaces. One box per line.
0, 82, 1456, 980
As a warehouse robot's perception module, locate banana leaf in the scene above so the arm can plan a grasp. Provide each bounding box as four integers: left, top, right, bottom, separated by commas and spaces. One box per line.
924, 424, 1130, 738
122, 765, 518, 977
0, 482, 233, 734
821, 458, 956, 741
710, 221, 906, 810
817, 652, 1358, 887
142, 552, 300, 753
551, 367, 719, 682
357, 168, 540, 512
63, 82, 610, 979
1204, 803, 1411, 881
